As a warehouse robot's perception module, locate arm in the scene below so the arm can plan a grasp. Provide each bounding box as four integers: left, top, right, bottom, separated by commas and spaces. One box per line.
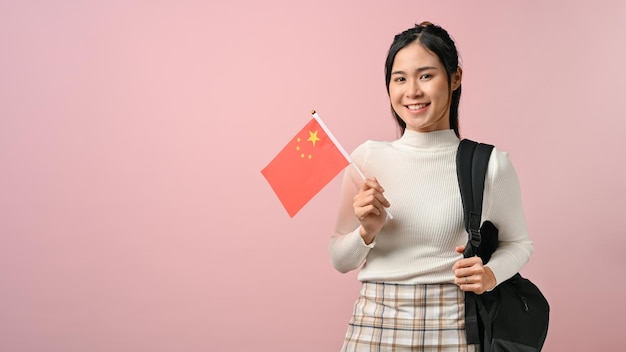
452, 149, 532, 293
328, 147, 390, 273
482, 149, 534, 285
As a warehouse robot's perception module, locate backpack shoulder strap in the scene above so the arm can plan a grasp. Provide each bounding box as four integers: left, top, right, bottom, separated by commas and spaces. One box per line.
456, 139, 476, 244
456, 139, 494, 257
456, 138, 494, 347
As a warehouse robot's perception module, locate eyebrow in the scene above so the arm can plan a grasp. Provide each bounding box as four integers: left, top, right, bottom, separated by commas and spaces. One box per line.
391, 66, 439, 75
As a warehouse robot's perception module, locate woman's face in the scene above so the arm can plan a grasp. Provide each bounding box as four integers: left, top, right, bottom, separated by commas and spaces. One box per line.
389, 41, 461, 133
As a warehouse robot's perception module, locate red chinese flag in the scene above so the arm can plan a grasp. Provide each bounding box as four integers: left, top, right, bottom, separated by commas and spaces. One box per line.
261, 118, 350, 217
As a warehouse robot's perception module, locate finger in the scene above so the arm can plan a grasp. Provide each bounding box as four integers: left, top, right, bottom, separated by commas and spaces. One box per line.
361, 177, 385, 193
452, 259, 470, 271
457, 273, 487, 292
455, 245, 465, 254
356, 186, 389, 208
458, 279, 487, 294
363, 204, 382, 217
355, 188, 388, 210
453, 261, 483, 277
355, 204, 382, 220
373, 191, 390, 208
456, 275, 473, 287
453, 256, 483, 270
354, 187, 378, 203
454, 268, 475, 280
354, 193, 383, 212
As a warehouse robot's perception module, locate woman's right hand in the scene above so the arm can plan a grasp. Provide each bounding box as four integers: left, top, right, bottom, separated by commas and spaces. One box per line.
353, 177, 390, 244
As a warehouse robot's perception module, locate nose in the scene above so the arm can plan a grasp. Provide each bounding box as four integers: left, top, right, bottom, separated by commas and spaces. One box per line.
406, 78, 422, 98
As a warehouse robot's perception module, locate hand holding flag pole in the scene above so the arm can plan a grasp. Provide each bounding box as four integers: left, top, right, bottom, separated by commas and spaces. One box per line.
261, 109, 392, 219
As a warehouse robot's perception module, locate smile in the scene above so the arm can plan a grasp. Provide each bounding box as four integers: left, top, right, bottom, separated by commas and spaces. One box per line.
407, 103, 430, 111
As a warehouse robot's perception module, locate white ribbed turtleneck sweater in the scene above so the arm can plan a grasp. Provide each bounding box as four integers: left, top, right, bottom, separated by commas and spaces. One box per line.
329, 129, 533, 286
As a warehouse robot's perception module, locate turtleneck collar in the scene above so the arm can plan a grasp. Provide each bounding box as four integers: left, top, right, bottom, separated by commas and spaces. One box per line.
395, 129, 459, 149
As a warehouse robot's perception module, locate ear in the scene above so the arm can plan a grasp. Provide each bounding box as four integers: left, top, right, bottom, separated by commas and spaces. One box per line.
451, 67, 462, 91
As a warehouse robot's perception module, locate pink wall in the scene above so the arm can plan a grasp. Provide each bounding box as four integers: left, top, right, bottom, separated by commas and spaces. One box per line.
1, 1, 625, 351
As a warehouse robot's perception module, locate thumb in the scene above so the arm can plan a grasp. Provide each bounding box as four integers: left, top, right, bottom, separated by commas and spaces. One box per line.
455, 245, 465, 254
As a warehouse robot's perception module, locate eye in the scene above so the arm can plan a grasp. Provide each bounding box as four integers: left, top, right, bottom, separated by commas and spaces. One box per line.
420, 73, 432, 80
393, 76, 406, 83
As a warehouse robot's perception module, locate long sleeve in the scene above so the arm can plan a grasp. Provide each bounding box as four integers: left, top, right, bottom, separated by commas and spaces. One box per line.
482, 149, 534, 285
328, 148, 375, 273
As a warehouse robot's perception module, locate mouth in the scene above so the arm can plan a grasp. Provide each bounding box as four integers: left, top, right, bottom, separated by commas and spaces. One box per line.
407, 103, 430, 111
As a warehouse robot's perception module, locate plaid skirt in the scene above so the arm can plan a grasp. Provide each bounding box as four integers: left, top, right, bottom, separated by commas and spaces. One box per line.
341, 282, 479, 352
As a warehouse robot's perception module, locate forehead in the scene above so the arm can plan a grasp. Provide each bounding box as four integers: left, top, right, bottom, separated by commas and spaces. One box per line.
392, 41, 442, 69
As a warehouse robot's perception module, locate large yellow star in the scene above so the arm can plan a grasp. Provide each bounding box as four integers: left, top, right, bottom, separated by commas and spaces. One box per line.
307, 130, 321, 147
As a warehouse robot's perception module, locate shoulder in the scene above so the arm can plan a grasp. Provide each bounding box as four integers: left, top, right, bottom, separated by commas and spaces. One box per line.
489, 145, 512, 166
486, 145, 520, 186
462, 139, 515, 172
461, 139, 519, 182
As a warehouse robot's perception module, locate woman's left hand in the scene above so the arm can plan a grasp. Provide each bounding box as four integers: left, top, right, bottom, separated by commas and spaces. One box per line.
452, 245, 496, 294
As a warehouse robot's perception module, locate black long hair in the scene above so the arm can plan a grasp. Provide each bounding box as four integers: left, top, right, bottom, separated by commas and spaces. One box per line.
384, 22, 462, 137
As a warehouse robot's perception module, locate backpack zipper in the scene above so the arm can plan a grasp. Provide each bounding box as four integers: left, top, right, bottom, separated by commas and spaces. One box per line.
520, 296, 529, 312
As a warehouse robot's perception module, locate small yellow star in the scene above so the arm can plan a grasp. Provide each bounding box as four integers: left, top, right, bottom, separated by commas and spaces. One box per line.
307, 130, 321, 147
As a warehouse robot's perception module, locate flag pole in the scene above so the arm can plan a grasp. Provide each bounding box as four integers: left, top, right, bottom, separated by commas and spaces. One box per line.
311, 110, 363, 178
311, 110, 393, 219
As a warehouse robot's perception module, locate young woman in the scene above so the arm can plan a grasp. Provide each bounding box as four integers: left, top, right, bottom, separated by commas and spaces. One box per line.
329, 22, 533, 351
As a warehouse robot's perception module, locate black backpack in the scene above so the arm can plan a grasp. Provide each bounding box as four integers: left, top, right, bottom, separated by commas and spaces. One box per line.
456, 139, 550, 352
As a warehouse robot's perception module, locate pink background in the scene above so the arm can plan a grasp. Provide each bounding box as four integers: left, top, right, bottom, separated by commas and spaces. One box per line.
1, 1, 625, 351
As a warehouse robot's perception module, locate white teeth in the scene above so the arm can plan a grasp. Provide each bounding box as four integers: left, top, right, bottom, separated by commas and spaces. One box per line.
408, 104, 427, 110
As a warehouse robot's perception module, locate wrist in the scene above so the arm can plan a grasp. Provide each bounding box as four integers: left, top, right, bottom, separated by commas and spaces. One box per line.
484, 266, 497, 291
360, 226, 376, 245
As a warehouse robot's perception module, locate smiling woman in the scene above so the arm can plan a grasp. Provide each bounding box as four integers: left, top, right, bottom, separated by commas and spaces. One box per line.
328, 22, 533, 351
384, 22, 464, 137
388, 40, 462, 134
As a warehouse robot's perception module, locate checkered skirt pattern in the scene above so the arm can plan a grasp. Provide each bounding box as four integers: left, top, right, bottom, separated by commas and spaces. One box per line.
341, 282, 478, 352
